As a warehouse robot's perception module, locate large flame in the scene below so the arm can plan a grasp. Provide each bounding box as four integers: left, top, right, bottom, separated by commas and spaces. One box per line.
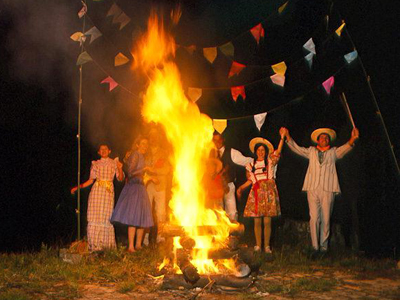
134, 13, 238, 274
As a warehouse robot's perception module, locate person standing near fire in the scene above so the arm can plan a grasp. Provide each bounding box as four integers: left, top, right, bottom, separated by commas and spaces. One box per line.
71, 144, 124, 252
237, 133, 284, 253
280, 127, 359, 253
212, 132, 253, 222
111, 136, 154, 252
143, 126, 171, 245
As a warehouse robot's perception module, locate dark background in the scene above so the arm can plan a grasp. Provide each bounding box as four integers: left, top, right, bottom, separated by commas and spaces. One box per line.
0, 0, 398, 256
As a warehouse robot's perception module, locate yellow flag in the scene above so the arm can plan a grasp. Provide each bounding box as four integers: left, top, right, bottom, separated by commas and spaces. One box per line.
188, 87, 202, 103
272, 61, 287, 75
203, 47, 217, 63
114, 52, 130, 66
278, 2, 288, 14
213, 119, 227, 134
335, 22, 346, 36
70, 32, 84, 42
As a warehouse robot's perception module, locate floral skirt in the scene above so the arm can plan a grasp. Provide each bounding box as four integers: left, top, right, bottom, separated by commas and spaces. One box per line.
243, 179, 281, 218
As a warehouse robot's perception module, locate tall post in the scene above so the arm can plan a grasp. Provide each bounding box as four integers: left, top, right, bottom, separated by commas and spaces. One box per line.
76, 2, 86, 241
76, 64, 83, 241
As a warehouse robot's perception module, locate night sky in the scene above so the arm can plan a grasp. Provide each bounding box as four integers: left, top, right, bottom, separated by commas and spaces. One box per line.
0, 0, 399, 256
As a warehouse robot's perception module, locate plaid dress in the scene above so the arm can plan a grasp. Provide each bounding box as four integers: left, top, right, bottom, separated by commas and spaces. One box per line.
243, 152, 281, 218
87, 158, 119, 251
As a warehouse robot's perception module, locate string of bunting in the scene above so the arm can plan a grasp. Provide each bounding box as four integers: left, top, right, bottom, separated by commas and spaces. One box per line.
70, 0, 358, 118
211, 63, 348, 134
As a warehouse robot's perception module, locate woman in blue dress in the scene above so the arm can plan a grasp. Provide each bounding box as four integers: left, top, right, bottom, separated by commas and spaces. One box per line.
111, 136, 154, 252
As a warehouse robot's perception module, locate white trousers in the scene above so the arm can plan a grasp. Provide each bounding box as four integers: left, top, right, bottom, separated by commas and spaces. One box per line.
147, 183, 166, 223
224, 182, 238, 221
307, 187, 335, 251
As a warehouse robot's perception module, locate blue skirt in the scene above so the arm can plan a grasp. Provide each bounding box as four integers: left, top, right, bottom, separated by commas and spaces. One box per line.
111, 180, 154, 228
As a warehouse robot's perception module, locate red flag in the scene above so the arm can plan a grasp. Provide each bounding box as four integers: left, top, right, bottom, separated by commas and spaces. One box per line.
228, 61, 246, 78
231, 86, 246, 102
250, 23, 265, 44
101, 76, 118, 91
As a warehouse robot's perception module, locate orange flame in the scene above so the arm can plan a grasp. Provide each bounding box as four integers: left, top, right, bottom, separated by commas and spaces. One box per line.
133, 12, 238, 274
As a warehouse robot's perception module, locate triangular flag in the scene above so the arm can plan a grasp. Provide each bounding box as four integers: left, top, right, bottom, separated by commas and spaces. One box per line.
228, 61, 246, 78
101, 76, 118, 91
70, 32, 85, 42
335, 22, 346, 36
114, 52, 130, 66
187, 87, 202, 103
184, 45, 196, 55
213, 119, 227, 134
322, 76, 334, 95
107, 3, 121, 18
76, 51, 92, 65
250, 23, 265, 44
203, 47, 217, 64
254, 112, 267, 131
305, 52, 314, 69
107, 3, 130, 30
219, 42, 234, 58
272, 61, 287, 75
231, 86, 246, 102
278, 1, 288, 14
85, 26, 102, 44
270, 74, 285, 87
114, 12, 131, 30
303, 38, 316, 54
78, 2, 87, 18
344, 50, 358, 64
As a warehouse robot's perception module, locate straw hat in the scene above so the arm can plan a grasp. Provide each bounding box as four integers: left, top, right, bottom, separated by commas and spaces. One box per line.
311, 128, 337, 144
249, 137, 274, 154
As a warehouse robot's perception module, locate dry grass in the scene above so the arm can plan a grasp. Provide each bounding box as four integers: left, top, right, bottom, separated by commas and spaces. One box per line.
0, 243, 398, 299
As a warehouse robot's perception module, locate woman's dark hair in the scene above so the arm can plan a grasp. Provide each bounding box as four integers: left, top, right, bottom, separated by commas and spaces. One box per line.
133, 135, 149, 148
252, 143, 268, 173
97, 143, 111, 150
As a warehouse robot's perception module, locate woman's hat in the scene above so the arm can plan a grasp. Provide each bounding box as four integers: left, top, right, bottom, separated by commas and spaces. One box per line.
249, 137, 274, 154
311, 128, 336, 144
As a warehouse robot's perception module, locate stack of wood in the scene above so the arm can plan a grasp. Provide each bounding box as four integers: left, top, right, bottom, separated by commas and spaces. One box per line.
159, 223, 260, 290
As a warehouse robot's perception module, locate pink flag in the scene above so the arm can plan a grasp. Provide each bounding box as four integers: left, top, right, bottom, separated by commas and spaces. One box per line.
322, 76, 334, 95
270, 74, 285, 87
101, 76, 118, 91
78, 2, 87, 19
231, 86, 246, 102
250, 23, 265, 44
228, 61, 246, 78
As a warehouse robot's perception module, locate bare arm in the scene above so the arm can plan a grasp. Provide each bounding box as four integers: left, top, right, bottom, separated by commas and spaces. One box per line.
71, 179, 94, 194
236, 180, 252, 198
116, 160, 124, 181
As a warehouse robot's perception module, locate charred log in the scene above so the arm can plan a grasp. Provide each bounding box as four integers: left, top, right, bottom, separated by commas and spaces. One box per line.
161, 274, 253, 290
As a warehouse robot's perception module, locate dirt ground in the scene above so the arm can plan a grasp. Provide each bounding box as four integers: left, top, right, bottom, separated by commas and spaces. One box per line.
78, 268, 400, 300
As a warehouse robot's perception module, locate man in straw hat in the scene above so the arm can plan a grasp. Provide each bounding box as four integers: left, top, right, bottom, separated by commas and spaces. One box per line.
280, 127, 359, 253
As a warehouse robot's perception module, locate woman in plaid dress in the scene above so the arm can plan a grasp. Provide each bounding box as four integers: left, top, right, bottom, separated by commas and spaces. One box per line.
237, 132, 285, 254
71, 144, 124, 251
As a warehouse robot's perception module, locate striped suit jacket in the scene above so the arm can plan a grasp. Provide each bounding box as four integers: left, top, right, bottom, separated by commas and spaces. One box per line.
286, 139, 353, 193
